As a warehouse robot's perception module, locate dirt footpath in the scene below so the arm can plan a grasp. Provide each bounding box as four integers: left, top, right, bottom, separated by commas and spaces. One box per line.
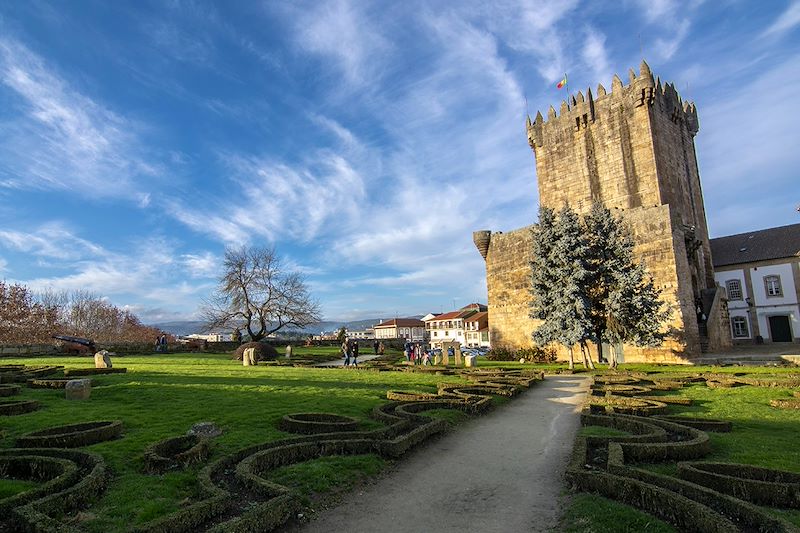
296, 375, 590, 533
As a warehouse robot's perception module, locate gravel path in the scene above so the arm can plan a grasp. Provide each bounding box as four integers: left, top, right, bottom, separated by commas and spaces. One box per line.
294, 374, 590, 533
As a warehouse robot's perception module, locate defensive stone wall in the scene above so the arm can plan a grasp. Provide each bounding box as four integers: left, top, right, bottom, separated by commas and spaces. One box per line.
475, 227, 537, 351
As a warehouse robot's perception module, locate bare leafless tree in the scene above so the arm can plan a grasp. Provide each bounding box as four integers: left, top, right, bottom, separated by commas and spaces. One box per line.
0, 281, 59, 343
201, 246, 321, 341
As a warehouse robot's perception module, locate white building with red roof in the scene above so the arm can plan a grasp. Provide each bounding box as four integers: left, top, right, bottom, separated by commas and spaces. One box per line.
373, 318, 427, 342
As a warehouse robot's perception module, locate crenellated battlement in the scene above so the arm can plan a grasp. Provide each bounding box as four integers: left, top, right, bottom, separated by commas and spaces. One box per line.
526, 60, 698, 150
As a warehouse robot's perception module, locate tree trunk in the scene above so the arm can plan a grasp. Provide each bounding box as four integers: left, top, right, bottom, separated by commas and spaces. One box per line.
568, 345, 574, 370
594, 337, 604, 367
580, 341, 595, 369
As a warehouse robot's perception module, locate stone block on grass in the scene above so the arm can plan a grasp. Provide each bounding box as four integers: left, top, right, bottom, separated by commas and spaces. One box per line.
65, 379, 91, 400
94, 350, 113, 369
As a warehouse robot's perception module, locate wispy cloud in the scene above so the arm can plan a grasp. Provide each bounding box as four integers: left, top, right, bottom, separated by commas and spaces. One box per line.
633, 0, 699, 61
0, 37, 160, 198
1, 224, 214, 321
0, 222, 106, 260
181, 252, 219, 279
582, 26, 612, 84
475, 0, 580, 80
761, 1, 800, 39
291, 0, 390, 88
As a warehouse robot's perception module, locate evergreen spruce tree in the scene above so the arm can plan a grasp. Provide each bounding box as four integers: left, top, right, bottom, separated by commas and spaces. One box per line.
583, 203, 669, 368
530, 206, 593, 369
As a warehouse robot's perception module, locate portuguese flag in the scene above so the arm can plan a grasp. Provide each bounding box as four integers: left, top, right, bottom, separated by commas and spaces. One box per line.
557, 74, 567, 89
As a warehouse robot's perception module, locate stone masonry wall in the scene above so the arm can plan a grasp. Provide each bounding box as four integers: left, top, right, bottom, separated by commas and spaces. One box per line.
483, 226, 538, 350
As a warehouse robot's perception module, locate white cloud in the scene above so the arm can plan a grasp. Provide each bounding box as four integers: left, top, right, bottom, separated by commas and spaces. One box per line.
0, 222, 106, 260
475, 0, 580, 80
653, 18, 690, 60
0, 37, 160, 198
582, 27, 612, 84
181, 251, 219, 279
1, 223, 214, 321
292, 0, 390, 88
761, 1, 800, 39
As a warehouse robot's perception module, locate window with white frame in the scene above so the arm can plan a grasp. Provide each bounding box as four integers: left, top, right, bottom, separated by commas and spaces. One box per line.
725, 279, 743, 300
731, 316, 749, 338
764, 275, 782, 297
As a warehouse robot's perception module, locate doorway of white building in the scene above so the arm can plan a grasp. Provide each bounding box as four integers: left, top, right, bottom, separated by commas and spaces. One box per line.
768, 315, 793, 342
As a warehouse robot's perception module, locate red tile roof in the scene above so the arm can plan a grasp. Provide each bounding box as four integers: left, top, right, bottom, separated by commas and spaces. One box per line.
373, 318, 425, 328
464, 311, 488, 323
424, 311, 461, 321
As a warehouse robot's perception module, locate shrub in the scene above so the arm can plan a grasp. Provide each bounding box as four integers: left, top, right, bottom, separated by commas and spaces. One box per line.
232, 342, 279, 362
486, 345, 556, 362
16, 420, 123, 448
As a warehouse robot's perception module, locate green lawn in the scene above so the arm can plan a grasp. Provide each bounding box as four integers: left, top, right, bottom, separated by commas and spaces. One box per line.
0, 351, 470, 531
561, 367, 800, 530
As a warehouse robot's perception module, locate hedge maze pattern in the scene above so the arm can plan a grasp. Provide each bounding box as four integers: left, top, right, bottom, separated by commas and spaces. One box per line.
0, 364, 541, 532
571, 372, 800, 532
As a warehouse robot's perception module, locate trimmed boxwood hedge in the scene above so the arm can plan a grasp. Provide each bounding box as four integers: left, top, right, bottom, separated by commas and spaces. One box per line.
567, 413, 800, 533
677, 462, 800, 508
587, 396, 668, 416
0, 399, 40, 416
590, 384, 652, 396
16, 420, 123, 448
604, 444, 798, 532
615, 416, 711, 463
0, 454, 77, 517
1, 366, 63, 382
135, 367, 539, 532
27, 379, 79, 389
770, 398, 800, 409
639, 395, 692, 405
580, 413, 668, 444
0, 384, 21, 396
62, 367, 127, 377
0, 448, 107, 532
143, 434, 211, 474
278, 413, 360, 435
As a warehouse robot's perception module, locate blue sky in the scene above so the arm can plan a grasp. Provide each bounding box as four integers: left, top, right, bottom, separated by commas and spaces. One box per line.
0, 1, 798, 324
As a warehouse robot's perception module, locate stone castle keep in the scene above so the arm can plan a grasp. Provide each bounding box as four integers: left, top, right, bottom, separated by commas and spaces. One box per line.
474, 61, 731, 363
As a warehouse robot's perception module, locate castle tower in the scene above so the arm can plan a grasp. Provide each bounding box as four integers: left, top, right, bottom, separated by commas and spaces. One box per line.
476, 61, 730, 361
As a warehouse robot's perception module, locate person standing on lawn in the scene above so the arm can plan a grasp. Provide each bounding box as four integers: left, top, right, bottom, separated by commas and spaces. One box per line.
342, 338, 351, 367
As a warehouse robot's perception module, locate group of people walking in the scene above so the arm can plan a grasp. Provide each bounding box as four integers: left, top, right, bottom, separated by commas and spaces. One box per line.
403, 341, 433, 365
341, 338, 360, 367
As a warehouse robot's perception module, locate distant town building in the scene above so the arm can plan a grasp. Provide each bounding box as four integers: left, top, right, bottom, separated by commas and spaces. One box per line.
347, 328, 375, 340
464, 311, 490, 348
373, 318, 426, 342
186, 333, 232, 342
424, 304, 488, 348
711, 223, 800, 344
